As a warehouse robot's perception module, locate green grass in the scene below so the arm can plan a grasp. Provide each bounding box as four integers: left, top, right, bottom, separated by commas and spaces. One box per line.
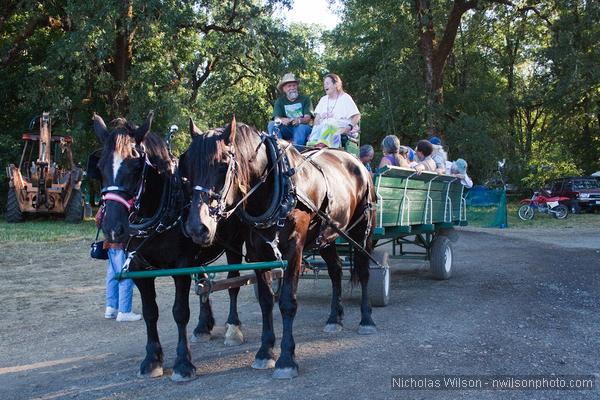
0, 218, 97, 242
468, 202, 600, 229
1, 201, 597, 243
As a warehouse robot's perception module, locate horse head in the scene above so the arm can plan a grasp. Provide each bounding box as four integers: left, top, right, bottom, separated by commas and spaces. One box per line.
94, 111, 156, 244
182, 117, 251, 246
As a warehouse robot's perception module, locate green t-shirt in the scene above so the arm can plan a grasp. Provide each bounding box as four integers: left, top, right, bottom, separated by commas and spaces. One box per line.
272, 95, 314, 119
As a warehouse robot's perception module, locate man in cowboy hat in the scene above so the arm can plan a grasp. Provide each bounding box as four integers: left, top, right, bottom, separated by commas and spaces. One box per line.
267, 72, 314, 147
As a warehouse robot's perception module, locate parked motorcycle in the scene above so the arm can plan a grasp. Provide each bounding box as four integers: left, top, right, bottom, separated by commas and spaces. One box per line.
517, 190, 570, 220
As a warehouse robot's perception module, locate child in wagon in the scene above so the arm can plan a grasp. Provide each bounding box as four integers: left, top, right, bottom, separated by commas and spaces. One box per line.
412, 140, 437, 173
445, 158, 473, 188
378, 135, 410, 169
359, 144, 375, 172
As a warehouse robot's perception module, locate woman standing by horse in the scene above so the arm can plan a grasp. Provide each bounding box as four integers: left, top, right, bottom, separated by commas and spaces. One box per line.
182, 117, 377, 379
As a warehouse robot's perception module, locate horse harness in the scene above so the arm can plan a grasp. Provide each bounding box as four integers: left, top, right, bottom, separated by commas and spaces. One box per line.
193, 132, 297, 230
191, 130, 378, 265
93, 148, 187, 266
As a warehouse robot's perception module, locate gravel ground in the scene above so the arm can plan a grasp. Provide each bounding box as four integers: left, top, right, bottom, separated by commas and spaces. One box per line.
0, 226, 599, 399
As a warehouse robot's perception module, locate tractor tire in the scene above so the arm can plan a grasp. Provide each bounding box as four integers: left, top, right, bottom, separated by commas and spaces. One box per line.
368, 249, 390, 307
5, 188, 24, 223
430, 235, 453, 280
64, 189, 84, 223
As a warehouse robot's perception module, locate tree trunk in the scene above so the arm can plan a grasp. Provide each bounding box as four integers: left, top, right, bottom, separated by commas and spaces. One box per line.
110, 1, 134, 115
414, 0, 474, 135
505, 25, 520, 158
415, 0, 437, 133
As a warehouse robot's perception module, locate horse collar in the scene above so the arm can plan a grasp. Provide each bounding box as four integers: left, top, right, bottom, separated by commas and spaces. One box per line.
235, 135, 297, 229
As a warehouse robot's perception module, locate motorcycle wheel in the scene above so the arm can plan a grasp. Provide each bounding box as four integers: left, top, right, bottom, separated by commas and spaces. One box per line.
552, 204, 568, 219
518, 205, 534, 220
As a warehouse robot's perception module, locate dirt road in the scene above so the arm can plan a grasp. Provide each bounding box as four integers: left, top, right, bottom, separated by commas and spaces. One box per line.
1, 227, 599, 399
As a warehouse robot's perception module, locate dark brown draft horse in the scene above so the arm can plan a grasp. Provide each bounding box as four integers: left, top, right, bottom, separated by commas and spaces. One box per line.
182, 118, 377, 379
93, 112, 245, 382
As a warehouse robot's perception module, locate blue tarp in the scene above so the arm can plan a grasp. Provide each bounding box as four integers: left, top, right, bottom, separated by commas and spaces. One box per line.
465, 185, 508, 228
465, 185, 504, 207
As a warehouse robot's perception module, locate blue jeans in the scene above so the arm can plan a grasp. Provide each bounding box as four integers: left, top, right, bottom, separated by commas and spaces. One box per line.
106, 248, 134, 313
267, 121, 311, 147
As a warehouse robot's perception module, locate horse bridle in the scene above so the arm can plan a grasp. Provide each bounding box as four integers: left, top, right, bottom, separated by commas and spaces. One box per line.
100, 150, 152, 217
192, 149, 238, 220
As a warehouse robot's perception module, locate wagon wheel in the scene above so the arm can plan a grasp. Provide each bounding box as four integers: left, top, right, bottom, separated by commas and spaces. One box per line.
430, 235, 453, 280
64, 189, 84, 223
253, 272, 282, 302
368, 249, 390, 307
5, 188, 24, 223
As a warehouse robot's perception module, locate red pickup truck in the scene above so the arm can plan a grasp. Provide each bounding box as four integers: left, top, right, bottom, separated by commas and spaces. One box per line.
549, 177, 600, 213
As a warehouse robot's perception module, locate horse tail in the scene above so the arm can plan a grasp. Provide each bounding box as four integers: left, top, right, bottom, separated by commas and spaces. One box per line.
350, 176, 375, 286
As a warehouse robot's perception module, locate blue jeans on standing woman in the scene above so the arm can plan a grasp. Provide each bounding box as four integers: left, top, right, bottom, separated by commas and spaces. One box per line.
106, 248, 134, 313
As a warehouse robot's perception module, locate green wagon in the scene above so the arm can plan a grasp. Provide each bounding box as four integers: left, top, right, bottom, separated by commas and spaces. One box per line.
302, 165, 468, 307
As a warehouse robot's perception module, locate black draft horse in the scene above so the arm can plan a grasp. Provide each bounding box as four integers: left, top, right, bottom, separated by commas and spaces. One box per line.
93, 112, 245, 381
182, 118, 376, 379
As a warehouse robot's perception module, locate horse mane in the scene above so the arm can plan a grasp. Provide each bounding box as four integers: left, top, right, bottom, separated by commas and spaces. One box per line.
225, 123, 257, 193
143, 131, 174, 174
98, 118, 174, 175
190, 123, 257, 193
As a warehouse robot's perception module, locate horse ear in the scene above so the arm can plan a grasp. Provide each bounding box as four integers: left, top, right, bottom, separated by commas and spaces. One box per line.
189, 118, 202, 138
92, 113, 109, 143
134, 110, 154, 143
227, 115, 237, 145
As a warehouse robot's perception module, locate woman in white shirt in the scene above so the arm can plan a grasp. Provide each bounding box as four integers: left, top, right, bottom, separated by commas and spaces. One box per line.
307, 73, 360, 148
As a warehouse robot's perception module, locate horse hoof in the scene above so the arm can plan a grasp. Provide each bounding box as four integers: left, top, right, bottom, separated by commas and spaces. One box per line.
323, 323, 343, 333
190, 332, 211, 343
224, 323, 244, 346
273, 367, 299, 379
138, 366, 163, 379
170, 370, 197, 382
252, 358, 276, 370
357, 324, 377, 335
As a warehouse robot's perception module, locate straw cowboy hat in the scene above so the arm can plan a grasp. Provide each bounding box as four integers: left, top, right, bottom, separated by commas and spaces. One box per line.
277, 73, 300, 91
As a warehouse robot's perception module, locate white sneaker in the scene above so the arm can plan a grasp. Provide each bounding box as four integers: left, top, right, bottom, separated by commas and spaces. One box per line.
104, 307, 118, 319
116, 312, 142, 322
